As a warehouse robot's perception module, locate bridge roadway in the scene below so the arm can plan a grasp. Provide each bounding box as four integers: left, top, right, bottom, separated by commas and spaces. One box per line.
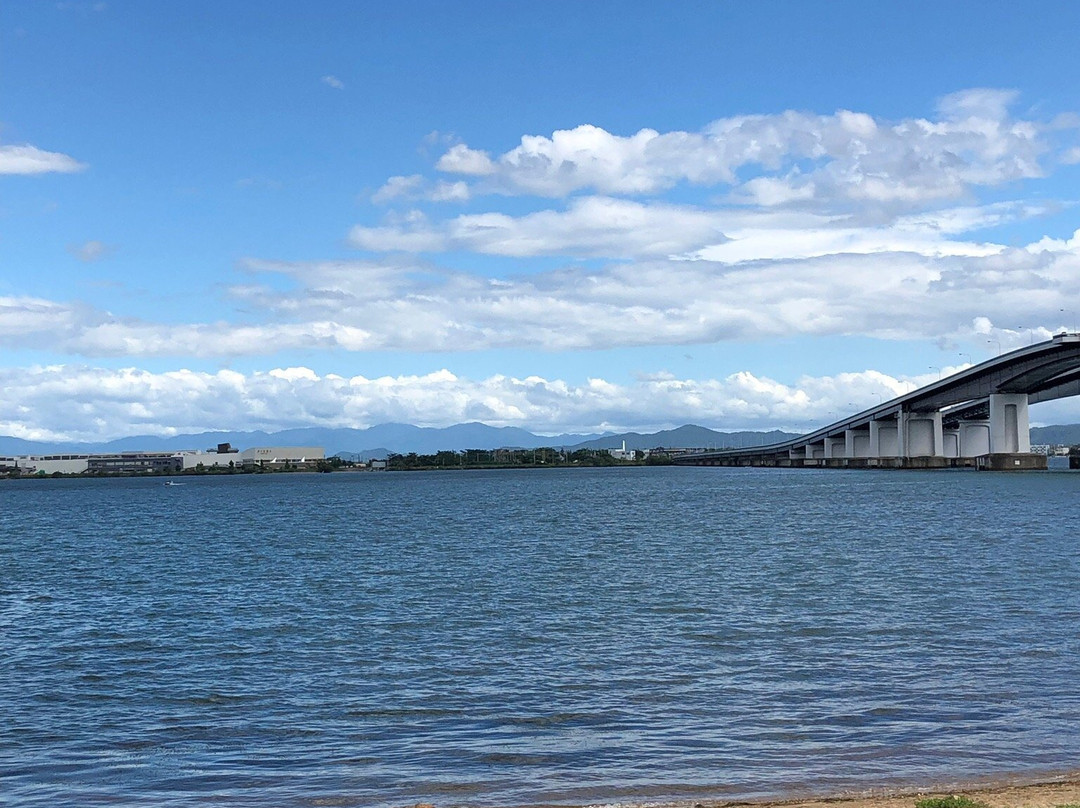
675, 332, 1080, 470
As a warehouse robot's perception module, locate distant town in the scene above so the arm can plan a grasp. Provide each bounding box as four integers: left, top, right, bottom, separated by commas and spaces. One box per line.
0, 440, 710, 478
4, 428, 1080, 479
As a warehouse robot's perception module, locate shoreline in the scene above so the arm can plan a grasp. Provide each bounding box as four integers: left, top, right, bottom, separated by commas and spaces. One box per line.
557, 773, 1080, 808
722, 777, 1080, 808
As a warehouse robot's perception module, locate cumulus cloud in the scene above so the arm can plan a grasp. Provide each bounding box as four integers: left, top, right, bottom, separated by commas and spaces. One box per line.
436, 143, 495, 176
6, 222, 1080, 360
0, 144, 86, 175
6, 90, 1079, 389
321, 74, 345, 90
0, 364, 955, 442
371, 174, 425, 203
353, 91, 1071, 264
431, 89, 1051, 205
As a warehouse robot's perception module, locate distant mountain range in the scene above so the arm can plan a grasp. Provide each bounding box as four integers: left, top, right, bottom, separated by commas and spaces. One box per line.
3, 422, 1077, 459
564, 425, 799, 452
0, 422, 802, 459
1030, 424, 1080, 446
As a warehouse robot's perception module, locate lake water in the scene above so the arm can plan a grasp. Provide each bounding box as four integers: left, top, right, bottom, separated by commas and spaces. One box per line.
2, 467, 1079, 807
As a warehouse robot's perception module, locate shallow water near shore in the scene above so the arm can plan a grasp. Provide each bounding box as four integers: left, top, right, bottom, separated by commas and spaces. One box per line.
2, 467, 1079, 807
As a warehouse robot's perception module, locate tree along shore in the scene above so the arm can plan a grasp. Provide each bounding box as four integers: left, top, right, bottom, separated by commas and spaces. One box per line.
385, 447, 675, 470
2, 450, 683, 480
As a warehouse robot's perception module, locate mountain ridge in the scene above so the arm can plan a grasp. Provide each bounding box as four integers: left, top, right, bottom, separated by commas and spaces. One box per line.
4, 422, 1076, 459
0, 422, 796, 458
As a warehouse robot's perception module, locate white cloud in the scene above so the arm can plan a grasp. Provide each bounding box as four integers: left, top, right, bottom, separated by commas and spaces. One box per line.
8, 361, 1076, 444
0, 364, 963, 442
371, 174, 425, 203
433, 89, 1049, 205
436, 143, 495, 175
430, 180, 470, 202
5, 90, 1079, 373
6, 226, 1080, 359
936, 87, 1017, 121
0, 296, 95, 339
321, 74, 345, 90
1027, 228, 1080, 253
690, 223, 1005, 264
351, 196, 728, 258
65, 320, 378, 358
371, 176, 472, 204
352, 196, 1041, 263
0, 144, 86, 175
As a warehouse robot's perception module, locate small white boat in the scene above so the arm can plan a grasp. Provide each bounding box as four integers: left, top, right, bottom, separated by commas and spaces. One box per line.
163, 480, 184, 486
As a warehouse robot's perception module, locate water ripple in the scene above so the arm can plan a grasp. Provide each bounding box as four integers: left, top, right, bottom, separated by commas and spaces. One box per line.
1, 468, 1079, 807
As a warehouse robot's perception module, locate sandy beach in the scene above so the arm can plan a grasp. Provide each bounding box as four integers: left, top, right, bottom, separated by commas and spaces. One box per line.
399, 775, 1080, 808
620, 775, 1080, 808
398, 775, 1080, 808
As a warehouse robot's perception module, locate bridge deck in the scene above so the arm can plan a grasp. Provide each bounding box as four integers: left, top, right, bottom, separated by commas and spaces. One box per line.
675, 333, 1079, 469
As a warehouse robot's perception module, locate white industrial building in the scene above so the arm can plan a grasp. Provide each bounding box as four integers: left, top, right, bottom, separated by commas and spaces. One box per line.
606, 441, 646, 461
1, 445, 324, 475
180, 445, 324, 470
0, 453, 95, 475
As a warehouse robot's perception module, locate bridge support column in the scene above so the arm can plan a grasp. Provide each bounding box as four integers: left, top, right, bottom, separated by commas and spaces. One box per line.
824, 435, 846, 458
960, 420, 990, 457
870, 416, 900, 457
942, 428, 960, 458
846, 427, 871, 457
902, 411, 944, 457
988, 394, 1030, 454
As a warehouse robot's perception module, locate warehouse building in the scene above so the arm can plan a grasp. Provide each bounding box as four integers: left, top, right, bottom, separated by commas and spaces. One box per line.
3, 445, 325, 475
87, 453, 185, 474
179, 444, 324, 470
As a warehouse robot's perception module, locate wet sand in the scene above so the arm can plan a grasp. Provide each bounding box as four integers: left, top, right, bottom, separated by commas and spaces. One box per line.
401, 775, 1080, 808
647, 775, 1080, 808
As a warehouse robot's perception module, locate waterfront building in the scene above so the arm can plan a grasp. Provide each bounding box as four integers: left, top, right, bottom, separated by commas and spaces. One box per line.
180, 445, 324, 470
2, 445, 325, 475
87, 453, 184, 474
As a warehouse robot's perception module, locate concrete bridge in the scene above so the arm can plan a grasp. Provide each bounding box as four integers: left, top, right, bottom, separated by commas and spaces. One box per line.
675, 332, 1080, 471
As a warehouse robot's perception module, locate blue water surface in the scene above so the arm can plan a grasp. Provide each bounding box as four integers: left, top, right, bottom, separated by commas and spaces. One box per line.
1, 467, 1078, 807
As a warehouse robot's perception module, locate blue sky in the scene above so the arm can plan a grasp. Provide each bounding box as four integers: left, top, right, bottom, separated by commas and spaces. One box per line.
4, 1, 1080, 440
